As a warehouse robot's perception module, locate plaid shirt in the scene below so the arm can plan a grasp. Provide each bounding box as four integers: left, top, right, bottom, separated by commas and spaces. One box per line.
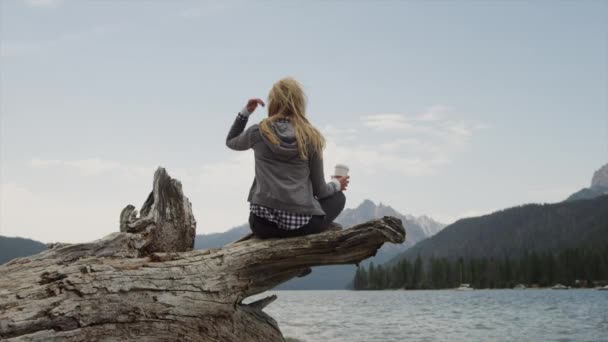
250, 204, 312, 230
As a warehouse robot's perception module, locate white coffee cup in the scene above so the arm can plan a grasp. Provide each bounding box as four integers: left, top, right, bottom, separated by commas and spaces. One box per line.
334, 164, 349, 177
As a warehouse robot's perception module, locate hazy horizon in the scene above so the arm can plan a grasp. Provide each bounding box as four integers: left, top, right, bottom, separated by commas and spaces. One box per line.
1, 0, 607, 243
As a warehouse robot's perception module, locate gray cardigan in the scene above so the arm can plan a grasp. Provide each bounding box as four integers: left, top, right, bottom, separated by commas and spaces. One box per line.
226, 114, 338, 216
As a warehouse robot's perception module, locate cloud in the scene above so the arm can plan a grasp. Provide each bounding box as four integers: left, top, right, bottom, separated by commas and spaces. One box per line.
0, 42, 42, 57
177, 3, 233, 18
21, 155, 256, 239
1, 26, 114, 57
0, 181, 119, 243
321, 125, 358, 141
340, 105, 488, 176
9, 105, 487, 241
324, 141, 444, 177
31, 158, 121, 174
416, 105, 448, 122
29, 157, 151, 179
361, 113, 414, 132
361, 105, 451, 132
23, 0, 64, 8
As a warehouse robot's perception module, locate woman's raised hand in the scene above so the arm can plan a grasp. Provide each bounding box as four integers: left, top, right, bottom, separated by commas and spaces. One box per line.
245, 98, 265, 114
336, 176, 350, 191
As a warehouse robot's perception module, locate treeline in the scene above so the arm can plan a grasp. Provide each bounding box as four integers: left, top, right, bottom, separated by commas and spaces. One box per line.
353, 245, 608, 290
397, 196, 608, 263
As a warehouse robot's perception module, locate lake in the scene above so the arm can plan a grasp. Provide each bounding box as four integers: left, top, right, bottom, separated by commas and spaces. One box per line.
247, 289, 608, 342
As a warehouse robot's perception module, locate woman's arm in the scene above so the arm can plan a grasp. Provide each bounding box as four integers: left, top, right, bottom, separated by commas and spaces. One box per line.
225, 98, 265, 151
309, 150, 342, 199
225, 113, 254, 151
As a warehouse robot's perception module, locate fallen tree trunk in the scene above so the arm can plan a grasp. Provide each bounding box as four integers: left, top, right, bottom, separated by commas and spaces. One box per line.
0, 168, 405, 341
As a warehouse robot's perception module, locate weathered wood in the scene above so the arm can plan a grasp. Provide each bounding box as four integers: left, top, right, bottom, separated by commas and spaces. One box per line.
248, 295, 278, 310
119, 167, 196, 255
0, 167, 405, 342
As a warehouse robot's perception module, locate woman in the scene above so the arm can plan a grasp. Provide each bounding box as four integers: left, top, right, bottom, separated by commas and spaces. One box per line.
226, 77, 350, 239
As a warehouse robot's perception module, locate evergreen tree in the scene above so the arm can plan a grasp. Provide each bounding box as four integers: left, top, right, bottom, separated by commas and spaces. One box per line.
353, 244, 608, 290
367, 262, 377, 290
413, 255, 424, 289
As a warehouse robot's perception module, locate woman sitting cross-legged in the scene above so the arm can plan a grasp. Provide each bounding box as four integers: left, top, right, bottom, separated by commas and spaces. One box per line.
225, 77, 350, 239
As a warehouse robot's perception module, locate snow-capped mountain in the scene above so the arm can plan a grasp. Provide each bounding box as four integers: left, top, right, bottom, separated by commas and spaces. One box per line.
337, 199, 445, 248
194, 199, 445, 289
412, 215, 445, 238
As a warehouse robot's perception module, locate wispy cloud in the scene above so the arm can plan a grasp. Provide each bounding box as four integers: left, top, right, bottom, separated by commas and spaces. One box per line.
0, 181, 119, 242
361, 105, 449, 132
1, 26, 114, 57
362, 113, 415, 132
321, 125, 358, 141
328, 105, 489, 177
14, 105, 487, 241
29, 157, 151, 179
23, 0, 64, 8
0, 42, 41, 57
177, 2, 233, 18
23, 155, 256, 238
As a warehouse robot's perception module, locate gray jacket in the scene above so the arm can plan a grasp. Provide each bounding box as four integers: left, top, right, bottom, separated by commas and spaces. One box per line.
226, 115, 338, 216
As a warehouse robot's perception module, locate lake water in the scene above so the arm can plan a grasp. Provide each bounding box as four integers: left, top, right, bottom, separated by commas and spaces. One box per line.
247, 290, 608, 342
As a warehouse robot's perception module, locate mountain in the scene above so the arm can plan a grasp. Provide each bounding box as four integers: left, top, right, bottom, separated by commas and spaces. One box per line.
592, 163, 608, 188
195, 224, 249, 249
337, 199, 444, 245
567, 163, 608, 201
567, 186, 608, 202
2, 200, 445, 290
0, 228, 251, 266
334, 199, 444, 265
391, 195, 608, 264
0, 236, 47, 264
193, 199, 445, 289
416, 215, 445, 237
270, 199, 444, 289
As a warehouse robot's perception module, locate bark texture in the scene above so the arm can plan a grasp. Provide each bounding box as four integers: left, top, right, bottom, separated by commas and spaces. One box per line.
119, 167, 196, 255
0, 167, 405, 342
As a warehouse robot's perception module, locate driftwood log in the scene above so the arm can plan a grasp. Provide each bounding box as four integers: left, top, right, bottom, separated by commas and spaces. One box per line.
0, 167, 406, 341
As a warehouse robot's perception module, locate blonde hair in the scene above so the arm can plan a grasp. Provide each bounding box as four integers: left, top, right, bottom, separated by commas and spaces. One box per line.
259, 77, 325, 160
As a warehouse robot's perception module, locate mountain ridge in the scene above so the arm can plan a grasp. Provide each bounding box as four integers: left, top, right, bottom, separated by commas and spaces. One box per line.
389, 194, 608, 265
193, 199, 445, 289
0, 236, 47, 264
567, 162, 608, 201
1, 199, 444, 290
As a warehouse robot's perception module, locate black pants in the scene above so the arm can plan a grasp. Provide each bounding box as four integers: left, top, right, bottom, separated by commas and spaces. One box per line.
249, 191, 346, 239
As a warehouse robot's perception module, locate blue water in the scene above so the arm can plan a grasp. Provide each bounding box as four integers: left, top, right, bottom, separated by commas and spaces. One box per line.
248, 290, 608, 342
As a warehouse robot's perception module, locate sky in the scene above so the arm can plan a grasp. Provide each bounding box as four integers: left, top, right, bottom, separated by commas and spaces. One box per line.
1, 0, 607, 243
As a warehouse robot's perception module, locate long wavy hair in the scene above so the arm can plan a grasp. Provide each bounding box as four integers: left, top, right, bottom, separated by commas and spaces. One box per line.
259, 77, 325, 160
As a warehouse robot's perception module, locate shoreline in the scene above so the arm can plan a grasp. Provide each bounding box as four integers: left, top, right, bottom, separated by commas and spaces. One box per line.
272, 287, 605, 291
